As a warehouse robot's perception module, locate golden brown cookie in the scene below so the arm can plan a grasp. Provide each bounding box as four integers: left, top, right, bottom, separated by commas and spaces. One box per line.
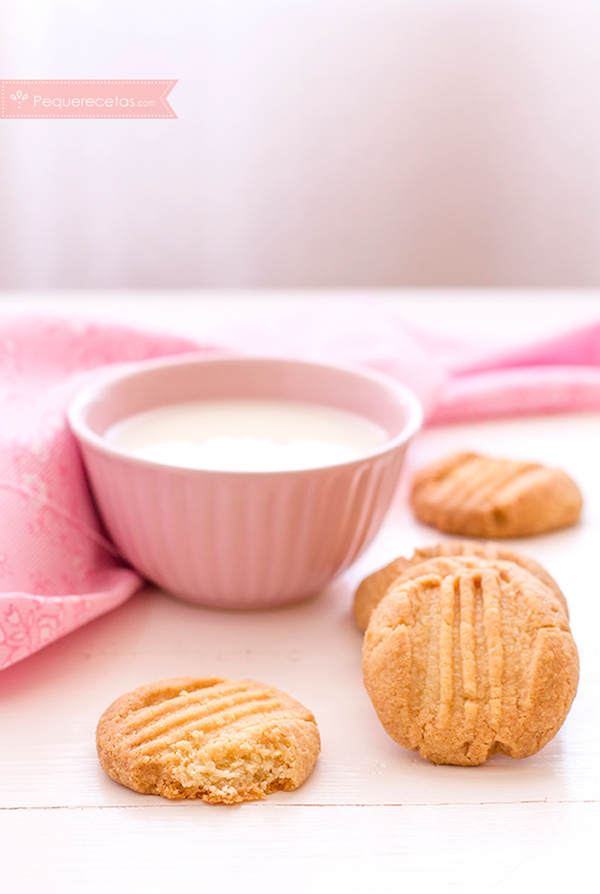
362, 561, 579, 765
96, 677, 321, 803
410, 451, 582, 538
353, 540, 567, 630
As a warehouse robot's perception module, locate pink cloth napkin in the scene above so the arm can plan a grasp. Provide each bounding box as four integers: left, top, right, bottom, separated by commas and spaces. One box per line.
432, 319, 600, 423
0, 317, 213, 671
1, 305, 599, 671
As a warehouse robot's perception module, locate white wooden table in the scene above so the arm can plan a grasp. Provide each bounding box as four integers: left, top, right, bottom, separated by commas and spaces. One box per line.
1, 290, 599, 892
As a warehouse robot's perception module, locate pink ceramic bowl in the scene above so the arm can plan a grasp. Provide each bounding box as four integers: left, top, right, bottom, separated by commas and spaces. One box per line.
68, 354, 422, 610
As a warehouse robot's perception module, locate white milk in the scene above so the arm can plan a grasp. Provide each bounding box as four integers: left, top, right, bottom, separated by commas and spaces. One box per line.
106, 399, 388, 471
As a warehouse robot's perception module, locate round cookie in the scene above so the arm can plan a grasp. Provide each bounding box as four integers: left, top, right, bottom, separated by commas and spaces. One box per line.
96, 677, 321, 803
410, 451, 583, 538
353, 540, 568, 631
362, 562, 579, 766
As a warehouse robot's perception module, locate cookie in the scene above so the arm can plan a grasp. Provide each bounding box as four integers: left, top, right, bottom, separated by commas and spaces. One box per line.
362, 561, 579, 765
353, 540, 567, 630
96, 677, 321, 803
410, 451, 582, 538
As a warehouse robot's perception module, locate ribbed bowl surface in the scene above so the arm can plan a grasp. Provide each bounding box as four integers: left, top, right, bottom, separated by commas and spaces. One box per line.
69, 355, 422, 609
79, 443, 409, 608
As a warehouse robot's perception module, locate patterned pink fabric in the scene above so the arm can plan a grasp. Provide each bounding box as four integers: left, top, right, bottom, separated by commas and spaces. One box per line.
1, 308, 599, 671
0, 317, 211, 670
432, 321, 600, 423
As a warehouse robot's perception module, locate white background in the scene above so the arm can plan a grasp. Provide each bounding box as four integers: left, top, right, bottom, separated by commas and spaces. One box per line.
1, 1, 600, 289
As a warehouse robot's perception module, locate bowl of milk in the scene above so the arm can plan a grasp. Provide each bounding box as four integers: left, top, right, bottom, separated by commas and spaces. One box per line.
68, 354, 422, 609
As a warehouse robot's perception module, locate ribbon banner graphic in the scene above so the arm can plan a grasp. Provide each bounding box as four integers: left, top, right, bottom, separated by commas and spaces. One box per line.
0, 80, 178, 119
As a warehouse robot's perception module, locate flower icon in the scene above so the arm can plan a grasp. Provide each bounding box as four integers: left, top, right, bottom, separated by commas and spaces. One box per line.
9, 89, 28, 109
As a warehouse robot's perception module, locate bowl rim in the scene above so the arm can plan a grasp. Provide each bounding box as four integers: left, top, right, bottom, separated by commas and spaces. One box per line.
67, 352, 424, 477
